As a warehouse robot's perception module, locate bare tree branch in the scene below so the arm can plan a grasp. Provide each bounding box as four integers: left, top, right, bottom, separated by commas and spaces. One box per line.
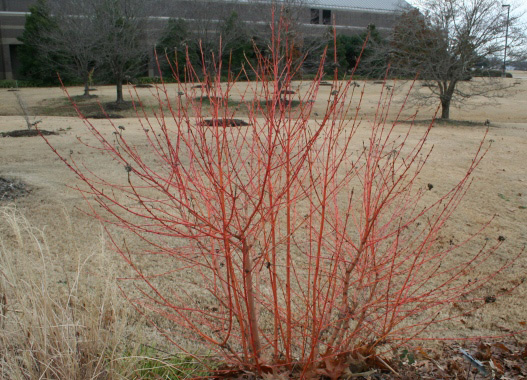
386, 0, 526, 119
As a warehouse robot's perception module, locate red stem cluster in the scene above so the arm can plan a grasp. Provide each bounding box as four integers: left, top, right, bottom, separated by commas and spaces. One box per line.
42, 11, 518, 378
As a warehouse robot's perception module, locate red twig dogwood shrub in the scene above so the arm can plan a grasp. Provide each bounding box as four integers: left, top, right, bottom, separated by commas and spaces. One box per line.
43, 14, 518, 378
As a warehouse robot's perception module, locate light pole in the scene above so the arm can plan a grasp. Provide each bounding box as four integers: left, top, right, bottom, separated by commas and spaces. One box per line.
502, 4, 510, 77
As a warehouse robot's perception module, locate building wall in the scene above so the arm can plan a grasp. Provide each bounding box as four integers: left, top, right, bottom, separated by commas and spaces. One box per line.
0, 11, 27, 79
0, 0, 402, 80
0, 1, 33, 79
1, 0, 34, 12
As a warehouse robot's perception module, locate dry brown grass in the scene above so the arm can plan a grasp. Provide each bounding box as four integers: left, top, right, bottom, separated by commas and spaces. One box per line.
0, 205, 134, 379
0, 74, 526, 375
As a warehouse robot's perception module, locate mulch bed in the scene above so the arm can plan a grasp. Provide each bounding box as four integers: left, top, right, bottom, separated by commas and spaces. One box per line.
0, 177, 30, 201
1, 129, 57, 137
104, 101, 133, 111
201, 118, 250, 127
85, 113, 124, 119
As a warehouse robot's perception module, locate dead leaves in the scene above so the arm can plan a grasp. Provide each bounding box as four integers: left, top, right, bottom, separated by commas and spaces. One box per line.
426, 340, 527, 379
211, 339, 527, 379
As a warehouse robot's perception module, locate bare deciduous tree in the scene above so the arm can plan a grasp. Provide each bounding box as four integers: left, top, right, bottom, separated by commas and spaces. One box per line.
95, 0, 153, 104
28, 0, 158, 102
388, 0, 526, 119
44, 0, 102, 97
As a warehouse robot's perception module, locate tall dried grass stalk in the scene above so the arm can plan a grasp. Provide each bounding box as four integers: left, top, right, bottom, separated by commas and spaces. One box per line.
0, 205, 130, 379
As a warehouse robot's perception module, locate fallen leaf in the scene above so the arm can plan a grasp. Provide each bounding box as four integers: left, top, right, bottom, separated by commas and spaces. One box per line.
490, 357, 504, 374
476, 342, 492, 361
493, 342, 512, 354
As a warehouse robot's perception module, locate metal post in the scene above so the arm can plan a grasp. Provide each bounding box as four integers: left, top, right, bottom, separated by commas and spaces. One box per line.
502, 4, 510, 78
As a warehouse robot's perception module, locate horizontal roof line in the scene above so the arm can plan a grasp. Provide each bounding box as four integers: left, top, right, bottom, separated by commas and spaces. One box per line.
0, 11, 29, 16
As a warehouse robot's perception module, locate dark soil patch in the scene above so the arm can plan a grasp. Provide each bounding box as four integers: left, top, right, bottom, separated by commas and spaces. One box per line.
1, 129, 57, 138
279, 99, 301, 108
134, 84, 153, 88
195, 96, 223, 101
413, 119, 488, 127
0, 177, 30, 201
104, 101, 134, 111
319, 81, 333, 86
86, 113, 124, 119
201, 118, 250, 127
72, 94, 98, 100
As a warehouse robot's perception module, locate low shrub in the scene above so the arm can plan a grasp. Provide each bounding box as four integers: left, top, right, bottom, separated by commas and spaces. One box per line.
0, 78, 86, 88
0, 80, 31, 88
135, 76, 163, 85
473, 69, 513, 78
41, 11, 519, 378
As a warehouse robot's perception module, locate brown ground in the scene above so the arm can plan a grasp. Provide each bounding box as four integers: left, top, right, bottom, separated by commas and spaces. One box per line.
0, 73, 526, 377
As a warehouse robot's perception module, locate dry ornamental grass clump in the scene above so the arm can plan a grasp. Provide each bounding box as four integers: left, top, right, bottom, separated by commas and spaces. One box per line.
39, 11, 522, 379
0, 206, 133, 379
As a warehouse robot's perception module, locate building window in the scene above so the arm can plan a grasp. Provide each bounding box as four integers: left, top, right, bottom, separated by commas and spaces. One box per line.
322, 9, 332, 25
310, 9, 319, 24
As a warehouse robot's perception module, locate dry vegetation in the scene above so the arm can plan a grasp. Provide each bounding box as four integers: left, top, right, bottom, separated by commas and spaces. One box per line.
0, 73, 526, 378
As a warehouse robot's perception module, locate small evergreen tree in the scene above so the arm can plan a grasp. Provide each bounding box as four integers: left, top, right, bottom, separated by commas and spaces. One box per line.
219, 12, 253, 76
327, 25, 387, 78
156, 18, 197, 80
17, 0, 62, 84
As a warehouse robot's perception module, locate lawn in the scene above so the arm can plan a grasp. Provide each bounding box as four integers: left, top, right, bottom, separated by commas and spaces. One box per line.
0, 75, 526, 378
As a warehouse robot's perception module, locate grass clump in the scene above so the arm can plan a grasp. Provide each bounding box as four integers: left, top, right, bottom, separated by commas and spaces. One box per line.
119, 347, 209, 379
0, 205, 129, 379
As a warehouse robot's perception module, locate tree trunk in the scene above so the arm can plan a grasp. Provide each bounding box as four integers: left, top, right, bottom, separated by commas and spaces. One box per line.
440, 98, 450, 119
116, 80, 124, 104
83, 81, 91, 97
440, 80, 457, 120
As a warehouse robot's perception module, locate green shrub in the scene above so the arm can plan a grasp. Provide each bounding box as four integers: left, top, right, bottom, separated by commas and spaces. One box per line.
135, 76, 162, 84
0, 78, 85, 88
0, 80, 25, 88
473, 69, 512, 78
